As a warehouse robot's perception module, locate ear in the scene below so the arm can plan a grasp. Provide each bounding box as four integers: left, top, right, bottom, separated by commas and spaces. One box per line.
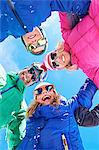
66, 64, 78, 71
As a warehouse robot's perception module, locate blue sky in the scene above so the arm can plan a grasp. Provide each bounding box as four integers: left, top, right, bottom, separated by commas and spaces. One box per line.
0, 12, 99, 150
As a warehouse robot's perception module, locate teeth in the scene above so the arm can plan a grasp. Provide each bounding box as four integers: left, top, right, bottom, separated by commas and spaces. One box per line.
43, 96, 50, 101
62, 56, 65, 62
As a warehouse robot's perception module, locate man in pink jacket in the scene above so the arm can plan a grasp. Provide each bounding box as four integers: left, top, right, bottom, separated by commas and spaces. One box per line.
44, 0, 99, 88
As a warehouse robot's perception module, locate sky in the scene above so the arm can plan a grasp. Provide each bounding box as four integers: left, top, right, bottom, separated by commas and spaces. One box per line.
0, 12, 99, 150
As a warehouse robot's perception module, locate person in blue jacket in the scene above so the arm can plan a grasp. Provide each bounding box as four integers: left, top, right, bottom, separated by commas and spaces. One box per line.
17, 78, 97, 150
0, 0, 91, 55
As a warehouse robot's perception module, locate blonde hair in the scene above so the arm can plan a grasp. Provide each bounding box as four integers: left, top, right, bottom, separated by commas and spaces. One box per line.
26, 93, 60, 118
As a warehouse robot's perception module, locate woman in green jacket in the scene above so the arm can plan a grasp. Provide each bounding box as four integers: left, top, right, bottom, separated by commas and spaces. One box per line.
0, 63, 47, 150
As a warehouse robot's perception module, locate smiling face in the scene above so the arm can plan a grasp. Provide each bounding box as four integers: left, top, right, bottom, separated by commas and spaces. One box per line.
19, 66, 40, 86
34, 84, 59, 105
48, 48, 71, 70
23, 27, 47, 55
19, 69, 34, 86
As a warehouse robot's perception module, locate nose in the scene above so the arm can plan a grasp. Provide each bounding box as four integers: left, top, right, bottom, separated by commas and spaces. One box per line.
26, 73, 32, 80
42, 89, 47, 94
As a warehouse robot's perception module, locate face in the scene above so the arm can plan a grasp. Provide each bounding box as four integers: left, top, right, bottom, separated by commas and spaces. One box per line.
49, 48, 71, 70
23, 27, 47, 55
19, 68, 39, 86
34, 85, 58, 105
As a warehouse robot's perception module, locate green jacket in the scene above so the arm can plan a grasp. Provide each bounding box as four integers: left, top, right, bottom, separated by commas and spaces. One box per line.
0, 72, 26, 150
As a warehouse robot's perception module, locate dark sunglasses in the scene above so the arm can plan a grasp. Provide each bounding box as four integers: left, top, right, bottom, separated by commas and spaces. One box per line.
50, 53, 59, 68
34, 85, 54, 95
50, 52, 57, 60
27, 38, 47, 54
52, 62, 59, 68
28, 67, 38, 82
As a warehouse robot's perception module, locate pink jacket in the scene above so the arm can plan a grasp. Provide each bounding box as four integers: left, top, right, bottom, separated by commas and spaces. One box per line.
59, 0, 99, 88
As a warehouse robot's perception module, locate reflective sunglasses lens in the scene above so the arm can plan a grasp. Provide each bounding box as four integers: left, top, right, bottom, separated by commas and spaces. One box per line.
31, 74, 36, 82
46, 85, 53, 91
35, 88, 42, 95
28, 68, 35, 74
31, 45, 36, 50
38, 38, 47, 46
27, 44, 36, 52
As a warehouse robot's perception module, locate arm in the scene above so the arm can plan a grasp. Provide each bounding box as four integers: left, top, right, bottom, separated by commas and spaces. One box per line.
59, 11, 81, 52
75, 104, 99, 127
6, 109, 26, 149
89, 0, 99, 30
68, 78, 97, 112
59, 12, 72, 52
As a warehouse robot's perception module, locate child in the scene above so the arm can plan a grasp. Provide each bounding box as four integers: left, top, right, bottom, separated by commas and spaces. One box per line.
0, 63, 47, 150
44, 0, 99, 88
17, 79, 97, 150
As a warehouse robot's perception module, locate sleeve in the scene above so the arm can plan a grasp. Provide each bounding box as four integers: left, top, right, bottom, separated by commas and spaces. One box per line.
75, 104, 99, 127
68, 78, 97, 112
59, 12, 80, 52
89, 0, 99, 18
89, 0, 99, 30
6, 109, 26, 149
52, 0, 90, 17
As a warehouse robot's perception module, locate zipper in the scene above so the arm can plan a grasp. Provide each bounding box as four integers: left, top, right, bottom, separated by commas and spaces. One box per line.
62, 134, 68, 150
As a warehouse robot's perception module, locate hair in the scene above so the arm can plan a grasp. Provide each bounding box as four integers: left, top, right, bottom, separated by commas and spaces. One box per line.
26, 92, 60, 118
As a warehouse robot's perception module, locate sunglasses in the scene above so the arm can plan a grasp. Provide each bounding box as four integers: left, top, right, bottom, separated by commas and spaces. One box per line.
34, 85, 54, 95
50, 53, 59, 68
28, 67, 40, 82
27, 38, 47, 54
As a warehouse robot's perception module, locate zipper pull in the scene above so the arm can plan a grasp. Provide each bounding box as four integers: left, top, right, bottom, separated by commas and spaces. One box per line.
62, 134, 68, 150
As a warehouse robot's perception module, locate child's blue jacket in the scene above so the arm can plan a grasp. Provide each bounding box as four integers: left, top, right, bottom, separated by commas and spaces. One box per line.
17, 79, 97, 150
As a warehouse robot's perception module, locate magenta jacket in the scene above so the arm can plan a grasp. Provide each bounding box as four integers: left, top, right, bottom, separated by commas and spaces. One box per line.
59, 0, 99, 88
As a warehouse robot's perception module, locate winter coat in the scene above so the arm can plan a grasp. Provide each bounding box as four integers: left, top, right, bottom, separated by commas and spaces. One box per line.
75, 104, 99, 127
59, 0, 99, 88
17, 78, 97, 150
0, 0, 90, 41
0, 72, 26, 150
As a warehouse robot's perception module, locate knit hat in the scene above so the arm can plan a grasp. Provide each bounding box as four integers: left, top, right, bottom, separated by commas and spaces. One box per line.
34, 82, 53, 90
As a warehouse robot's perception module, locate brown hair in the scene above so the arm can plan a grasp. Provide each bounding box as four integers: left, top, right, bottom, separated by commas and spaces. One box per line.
26, 93, 60, 118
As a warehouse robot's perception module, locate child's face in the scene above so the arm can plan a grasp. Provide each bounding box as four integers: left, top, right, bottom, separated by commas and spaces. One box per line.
34, 84, 57, 105
48, 48, 71, 70
19, 67, 40, 86
19, 69, 33, 86
23, 27, 47, 55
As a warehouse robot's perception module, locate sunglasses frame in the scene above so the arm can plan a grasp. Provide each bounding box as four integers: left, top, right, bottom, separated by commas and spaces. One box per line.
50, 52, 60, 68
26, 38, 47, 55
34, 84, 54, 95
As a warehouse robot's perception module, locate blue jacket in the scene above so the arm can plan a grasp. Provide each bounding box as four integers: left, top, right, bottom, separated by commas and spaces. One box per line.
17, 79, 97, 150
0, 0, 91, 41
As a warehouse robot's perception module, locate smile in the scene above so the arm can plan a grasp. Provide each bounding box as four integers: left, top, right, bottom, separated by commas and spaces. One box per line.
43, 95, 51, 101
62, 55, 65, 62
